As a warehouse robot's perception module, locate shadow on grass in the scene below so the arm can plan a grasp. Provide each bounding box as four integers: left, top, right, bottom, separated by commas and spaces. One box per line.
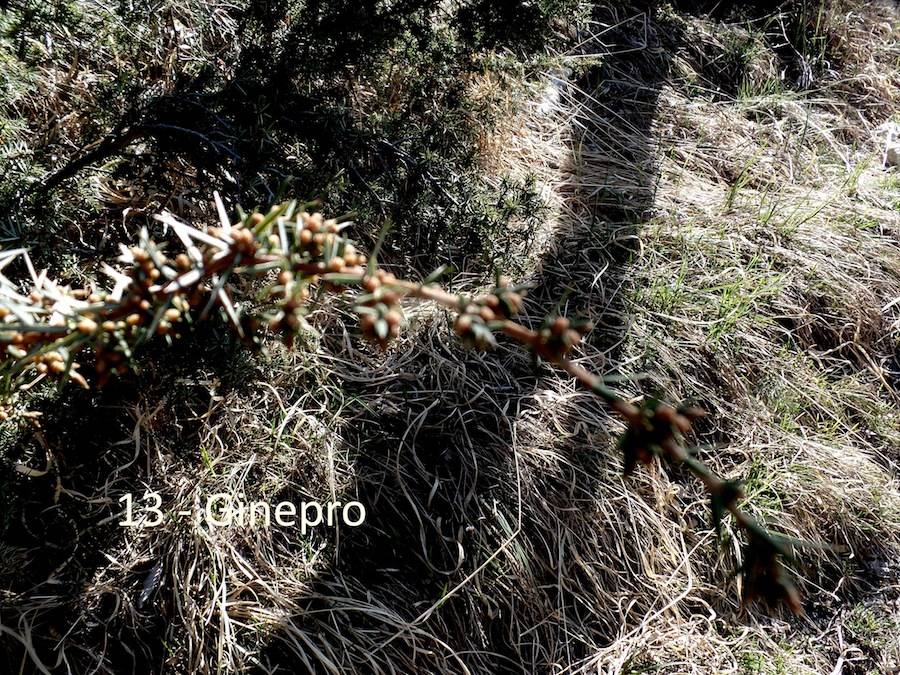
255, 5, 683, 672
1, 2, 683, 673
15, 0, 574, 277
0, 321, 259, 672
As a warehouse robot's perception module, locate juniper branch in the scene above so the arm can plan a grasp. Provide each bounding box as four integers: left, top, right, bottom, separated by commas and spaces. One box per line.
0, 200, 805, 612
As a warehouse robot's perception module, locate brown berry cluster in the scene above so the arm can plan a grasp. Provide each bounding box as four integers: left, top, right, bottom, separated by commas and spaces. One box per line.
4, 325, 55, 351
267, 270, 312, 347
130, 246, 162, 286
4, 335, 86, 389
356, 270, 402, 349
741, 525, 802, 614
453, 310, 496, 350
79, 297, 186, 386
292, 211, 367, 272
29, 350, 68, 376
115, 247, 174, 334
619, 401, 703, 475
2, 293, 77, 353
533, 315, 593, 360
227, 216, 261, 257
452, 277, 527, 350
1, 229, 204, 391
472, 276, 525, 320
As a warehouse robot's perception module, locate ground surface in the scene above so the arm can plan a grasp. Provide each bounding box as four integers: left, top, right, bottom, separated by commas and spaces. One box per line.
2, 1, 900, 673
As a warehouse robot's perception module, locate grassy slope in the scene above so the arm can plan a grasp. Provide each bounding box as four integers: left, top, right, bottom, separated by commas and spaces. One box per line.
2, 1, 900, 673
478, 3, 900, 671
574, 2, 900, 670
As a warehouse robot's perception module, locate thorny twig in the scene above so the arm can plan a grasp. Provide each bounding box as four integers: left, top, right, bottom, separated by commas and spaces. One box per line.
0, 198, 805, 612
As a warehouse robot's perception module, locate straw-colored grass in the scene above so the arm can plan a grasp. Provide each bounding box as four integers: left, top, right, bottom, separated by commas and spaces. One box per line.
3, 1, 900, 673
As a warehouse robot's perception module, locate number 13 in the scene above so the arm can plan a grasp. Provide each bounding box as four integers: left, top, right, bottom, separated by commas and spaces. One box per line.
119, 491, 164, 527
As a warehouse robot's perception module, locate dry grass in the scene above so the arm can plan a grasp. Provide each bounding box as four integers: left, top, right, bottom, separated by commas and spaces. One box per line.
4, 1, 900, 673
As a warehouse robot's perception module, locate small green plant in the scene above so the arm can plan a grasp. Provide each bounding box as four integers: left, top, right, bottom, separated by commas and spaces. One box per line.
0, 197, 809, 612
845, 605, 899, 653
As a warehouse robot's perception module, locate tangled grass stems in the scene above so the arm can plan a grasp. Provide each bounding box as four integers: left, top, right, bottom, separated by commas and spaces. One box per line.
0, 196, 808, 613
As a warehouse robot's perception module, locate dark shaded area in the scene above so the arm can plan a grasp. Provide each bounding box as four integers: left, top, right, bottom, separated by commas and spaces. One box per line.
3, 0, 579, 277
256, 4, 685, 672
0, 1, 583, 672
672, 0, 865, 94
0, 320, 260, 674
